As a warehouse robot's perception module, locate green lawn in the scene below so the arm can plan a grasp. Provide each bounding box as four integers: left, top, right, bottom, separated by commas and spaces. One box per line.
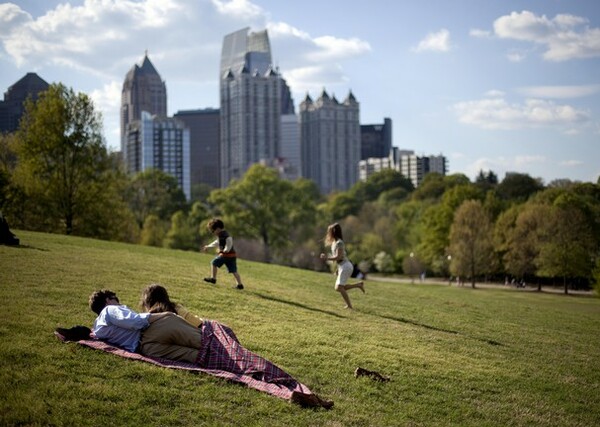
1, 230, 599, 426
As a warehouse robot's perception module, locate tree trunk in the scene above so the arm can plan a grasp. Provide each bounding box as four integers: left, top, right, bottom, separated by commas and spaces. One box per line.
563, 276, 568, 295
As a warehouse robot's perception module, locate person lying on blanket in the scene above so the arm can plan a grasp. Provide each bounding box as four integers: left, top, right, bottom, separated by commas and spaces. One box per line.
88, 287, 333, 409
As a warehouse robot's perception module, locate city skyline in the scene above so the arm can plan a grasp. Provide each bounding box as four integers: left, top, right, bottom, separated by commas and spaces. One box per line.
1, 0, 599, 185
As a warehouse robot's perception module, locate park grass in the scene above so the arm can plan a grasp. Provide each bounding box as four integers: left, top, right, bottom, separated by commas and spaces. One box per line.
1, 230, 599, 426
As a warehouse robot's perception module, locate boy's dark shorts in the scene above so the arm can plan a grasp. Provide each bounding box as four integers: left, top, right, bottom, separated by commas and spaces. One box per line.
212, 256, 237, 273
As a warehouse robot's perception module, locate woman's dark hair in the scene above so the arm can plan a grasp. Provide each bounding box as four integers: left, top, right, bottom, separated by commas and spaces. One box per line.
89, 289, 118, 315
140, 284, 177, 314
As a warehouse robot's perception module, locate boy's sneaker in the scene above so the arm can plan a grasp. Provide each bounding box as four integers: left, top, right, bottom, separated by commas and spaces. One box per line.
203, 277, 216, 284
236, 284, 244, 290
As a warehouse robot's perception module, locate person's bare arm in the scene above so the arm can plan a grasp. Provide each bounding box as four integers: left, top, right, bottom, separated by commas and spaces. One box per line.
320, 246, 341, 262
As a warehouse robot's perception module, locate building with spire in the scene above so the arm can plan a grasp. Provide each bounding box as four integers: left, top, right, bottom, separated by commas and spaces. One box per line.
300, 89, 361, 194
121, 52, 167, 159
0, 73, 49, 134
219, 27, 295, 186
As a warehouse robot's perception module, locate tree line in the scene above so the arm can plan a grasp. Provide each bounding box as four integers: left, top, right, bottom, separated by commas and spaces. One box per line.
1, 83, 599, 294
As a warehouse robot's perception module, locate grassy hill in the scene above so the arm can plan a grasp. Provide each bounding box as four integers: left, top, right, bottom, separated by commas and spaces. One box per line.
1, 231, 599, 426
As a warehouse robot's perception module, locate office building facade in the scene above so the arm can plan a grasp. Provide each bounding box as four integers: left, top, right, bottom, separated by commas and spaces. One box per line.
279, 114, 301, 180
126, 111, 191, 200
0, 73, 49, 134
174, 108, 220, 189
300, 90, 361, 194
360, 118, 392, 160
359, 147, 448, 188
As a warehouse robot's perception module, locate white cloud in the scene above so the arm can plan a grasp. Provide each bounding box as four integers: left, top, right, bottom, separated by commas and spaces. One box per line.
211, 0, 263, 19
516, 84, 600, 99
560, 160, 584, 167
506, 50, 526, 62
412, 28, 452, 53
452, 96, 590, 130
0, 3, 31, 37
467, 155, 549, 182
469, 28, 491, 38
0, 0, 371, 149
515, 155, 546, 166
284, 64, 348, 95
267, 21, 370, 68
484, 89, 505, 98
493, 10, 600, 61
90, 80, 121, 112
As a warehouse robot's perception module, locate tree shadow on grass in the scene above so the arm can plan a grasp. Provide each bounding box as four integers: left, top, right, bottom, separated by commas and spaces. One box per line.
251, 292, 346, 319
370, 312, 505, 347
1, 244, 48, 251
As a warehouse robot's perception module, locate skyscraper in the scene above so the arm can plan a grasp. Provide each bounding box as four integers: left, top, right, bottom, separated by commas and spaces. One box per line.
300, 90, 361, 194
121, 52, 167, 159
360, 118, 392, 160
174, 108, 221, 189
0, 72, 49, 134
125, 111, 191, 200
219, 28, 294, 186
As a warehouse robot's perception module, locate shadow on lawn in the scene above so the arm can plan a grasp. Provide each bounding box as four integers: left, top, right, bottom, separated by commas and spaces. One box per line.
1, 243, 48, 251
252, 292, 346, 319
373, 312, 504, 347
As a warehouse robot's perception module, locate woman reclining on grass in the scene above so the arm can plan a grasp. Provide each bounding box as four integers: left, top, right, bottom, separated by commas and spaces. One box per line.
137, 283, 334, 409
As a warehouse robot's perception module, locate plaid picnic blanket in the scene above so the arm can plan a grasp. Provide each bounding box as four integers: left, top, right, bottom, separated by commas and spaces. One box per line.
56, 320, 312, 400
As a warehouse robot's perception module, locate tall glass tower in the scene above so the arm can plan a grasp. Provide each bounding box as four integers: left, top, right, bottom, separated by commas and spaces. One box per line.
219, 28, 294, 186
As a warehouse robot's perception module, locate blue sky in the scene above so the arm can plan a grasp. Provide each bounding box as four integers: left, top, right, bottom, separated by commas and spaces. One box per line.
1, 0, 599, 184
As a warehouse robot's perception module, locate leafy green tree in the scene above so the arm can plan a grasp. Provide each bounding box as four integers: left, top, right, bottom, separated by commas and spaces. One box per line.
191, 183, 213, 202
13, 83, 109, 235
402, 252, 423, 283
75, 169, 140, 243
373, 251, 395, 274
353, 169, 413, 202
164, 201, 209, 251
378, 186, 410, 206
475, 169, 498, 192
127, 168, 187, 229
208, 164, 317, 262
495, 172, 544, 202
325, 170, 413, 220
188, 201, 209, 248
536, 206, 595, 294
393, 200, 427, 252
326, 191, 361, 220
449, 200, 495, 287
140, 214, 166, 247
164, 211, 196, 250
0, 133, 17, 212
411, 172, 446, 201
418, 183, 483, 274
502, 204, 548, 289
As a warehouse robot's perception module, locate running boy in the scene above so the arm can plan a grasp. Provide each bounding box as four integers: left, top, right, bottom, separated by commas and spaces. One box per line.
202, 218, 244, 289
